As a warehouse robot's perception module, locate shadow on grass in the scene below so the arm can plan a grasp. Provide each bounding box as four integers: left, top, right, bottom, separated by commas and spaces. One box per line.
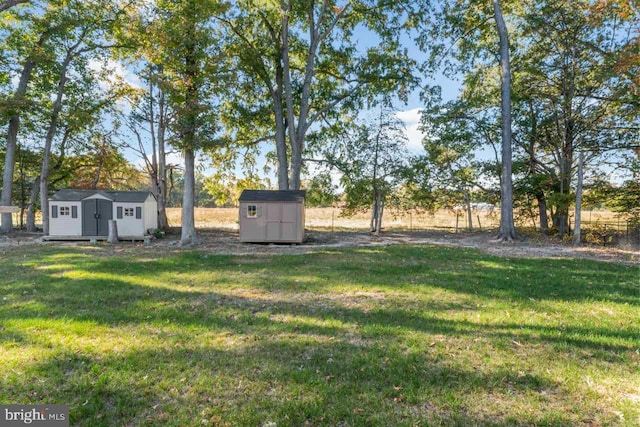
13, 339, 585, 426
0, 245, 637, 425
2, 248, 637, 355
26, 244, 638, 303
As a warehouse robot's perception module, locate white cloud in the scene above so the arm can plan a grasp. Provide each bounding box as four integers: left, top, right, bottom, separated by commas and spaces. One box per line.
87, 58, 144, 91
395, 108, 425, 152
166, 151, 186, 168
395, 108, 422, 124
132, 150, 186, 171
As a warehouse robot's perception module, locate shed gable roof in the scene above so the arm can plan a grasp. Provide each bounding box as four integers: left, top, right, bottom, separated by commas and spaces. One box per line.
239, 190, 305, 202
50, 189, 155, 203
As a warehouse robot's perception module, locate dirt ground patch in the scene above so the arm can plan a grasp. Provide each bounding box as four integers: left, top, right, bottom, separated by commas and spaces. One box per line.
3, 228, 637, 265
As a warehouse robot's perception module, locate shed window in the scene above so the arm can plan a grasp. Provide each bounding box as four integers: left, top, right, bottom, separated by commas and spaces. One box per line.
124, 207, 134, 217
60, 206, 70, 216
247, 205, 257, 218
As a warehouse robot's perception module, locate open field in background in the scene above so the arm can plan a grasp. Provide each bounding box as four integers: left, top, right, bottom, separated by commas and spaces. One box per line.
7, 207, 628, 236
0, 244, 638, 425
165, 207, 625, 232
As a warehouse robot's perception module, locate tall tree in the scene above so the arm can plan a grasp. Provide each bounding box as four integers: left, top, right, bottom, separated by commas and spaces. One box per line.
510, 0, 639, 236
0, 12, 51, 232
38, 0, 127, 235
420, 94, 497, 231
492, 0, 517, 241
141, 0, 226, 245
324, 104, 409, 234
421, 0, 638, 238
419, 0, 519, 240
220, 1, 418, 190
126, 66, 171, 229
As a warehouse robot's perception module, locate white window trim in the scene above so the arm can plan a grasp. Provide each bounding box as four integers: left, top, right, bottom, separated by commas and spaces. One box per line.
124, 207, 135, 217
60, 206, 70, 216
247, 205, 258, 218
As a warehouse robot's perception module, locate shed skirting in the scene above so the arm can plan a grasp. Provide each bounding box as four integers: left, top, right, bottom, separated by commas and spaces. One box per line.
42, 235, 153, 243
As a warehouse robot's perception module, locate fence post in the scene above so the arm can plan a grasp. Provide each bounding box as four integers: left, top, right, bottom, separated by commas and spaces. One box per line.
332, 209, 334, 233
409, 211, 412, 232
603, 224, 607, 247
477, 215, 482, 231
455, 213, 459, 234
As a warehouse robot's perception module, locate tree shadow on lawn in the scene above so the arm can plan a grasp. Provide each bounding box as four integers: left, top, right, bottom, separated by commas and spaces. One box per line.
2, 262, 637, 360
7, 338, 598, 426
2, 246, 638, 350
2, 246, 637, 425
26, 244, 638, 305
308, 246, 640, 306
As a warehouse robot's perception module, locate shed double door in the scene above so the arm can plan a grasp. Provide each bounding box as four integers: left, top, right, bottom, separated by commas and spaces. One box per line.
266, 203, 296, 241
82, 199, 112, 236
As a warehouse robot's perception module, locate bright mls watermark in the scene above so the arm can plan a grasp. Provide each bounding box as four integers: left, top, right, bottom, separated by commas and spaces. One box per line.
1, 405, 68, 426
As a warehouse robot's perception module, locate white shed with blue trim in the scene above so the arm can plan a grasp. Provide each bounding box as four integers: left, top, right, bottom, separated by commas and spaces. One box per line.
48, 189, 157, 238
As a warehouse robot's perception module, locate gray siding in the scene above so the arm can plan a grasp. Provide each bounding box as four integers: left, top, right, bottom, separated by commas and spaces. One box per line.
239, 201, 304, 243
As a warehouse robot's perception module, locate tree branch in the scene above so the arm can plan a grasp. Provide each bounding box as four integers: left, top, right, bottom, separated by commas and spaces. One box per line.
214, 14, 275, 92
0, 0, 28, 13
306, 84, 362, 129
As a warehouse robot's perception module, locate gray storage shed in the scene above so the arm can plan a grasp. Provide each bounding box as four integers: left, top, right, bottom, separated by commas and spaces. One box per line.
48, 189, 157, 238
239, 190, 305, 243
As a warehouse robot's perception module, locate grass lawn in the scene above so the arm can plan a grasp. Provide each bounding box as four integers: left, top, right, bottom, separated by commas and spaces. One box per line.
1, 244, 638, 426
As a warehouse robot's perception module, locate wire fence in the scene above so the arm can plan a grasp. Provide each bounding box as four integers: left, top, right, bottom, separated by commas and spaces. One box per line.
306, 210, 640, 248
579, 220, 640, 247
8, 207, 640, 248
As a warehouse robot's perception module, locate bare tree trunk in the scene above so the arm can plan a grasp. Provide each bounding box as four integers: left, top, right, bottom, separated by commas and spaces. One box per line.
180, 148, 198, 246
157, 159, 167, 228
493, 0, 517, 242
41, 52, 72, 236
17, 150, 26, 229
26, 176, 39, 232
289, 142, 303, 190
2, 118, 20, 232
536, 192, 549, 233
146, 71, 168, 229
280, 0, 336, 190
148, 77, 160, 203
573, 152, 584, 246
370, 192, 378, 232
157, 88, 168, 229
1, 37, 42, 232
462, 189, 473, 231
558, 153, 573, 237
272, 84, 289, 190
92, 156, 103, 189
375, 193, 384, 235
370, 109, 384, 233
280, 3, 303, 190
